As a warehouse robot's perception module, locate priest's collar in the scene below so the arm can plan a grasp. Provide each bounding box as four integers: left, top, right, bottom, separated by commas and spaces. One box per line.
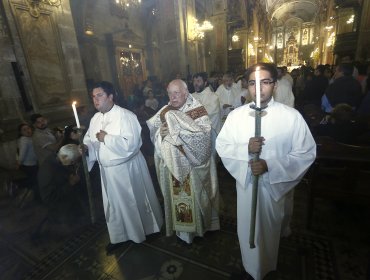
101, 104, 115, 115
178, 94, 194, 111
250, 97, 275, 110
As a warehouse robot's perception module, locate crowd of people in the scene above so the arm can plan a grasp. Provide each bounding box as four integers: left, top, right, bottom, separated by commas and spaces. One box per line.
7, 59, 370, 280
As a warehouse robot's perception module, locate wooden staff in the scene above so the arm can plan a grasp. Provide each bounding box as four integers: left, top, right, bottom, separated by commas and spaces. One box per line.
249, 106, 261, 248
78, 129, 96, 224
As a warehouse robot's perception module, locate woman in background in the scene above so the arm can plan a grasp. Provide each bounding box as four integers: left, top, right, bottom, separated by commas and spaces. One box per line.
16, 123, 39, 200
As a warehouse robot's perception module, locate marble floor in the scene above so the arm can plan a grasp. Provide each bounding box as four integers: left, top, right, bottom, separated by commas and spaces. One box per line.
0, 164, 369, 280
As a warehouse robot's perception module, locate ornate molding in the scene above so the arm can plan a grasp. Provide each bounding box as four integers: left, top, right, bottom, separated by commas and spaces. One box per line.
25, 0, 61, 18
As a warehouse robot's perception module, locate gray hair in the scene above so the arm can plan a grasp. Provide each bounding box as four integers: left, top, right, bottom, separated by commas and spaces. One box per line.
57, 144, 80, 165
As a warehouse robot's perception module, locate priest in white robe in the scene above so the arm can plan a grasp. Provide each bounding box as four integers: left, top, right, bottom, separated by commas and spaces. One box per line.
216, 63, 316, 280
191, 72, 222, 157
84, 81, 163, 254
147, 79, 220, 244
216, 73, 243, 123
274, 67, 295, 108
191, 72, 222, 135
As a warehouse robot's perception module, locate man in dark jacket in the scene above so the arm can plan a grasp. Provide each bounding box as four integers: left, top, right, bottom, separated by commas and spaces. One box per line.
321, 63, 362, 112
302, 64, 329, 106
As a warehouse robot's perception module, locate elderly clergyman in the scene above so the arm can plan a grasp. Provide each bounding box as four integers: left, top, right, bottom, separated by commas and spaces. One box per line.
147, 79, 220, 244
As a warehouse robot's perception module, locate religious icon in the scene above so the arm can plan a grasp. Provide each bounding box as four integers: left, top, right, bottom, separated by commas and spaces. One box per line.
277, 33, 283, 49
302, 28, 308, 45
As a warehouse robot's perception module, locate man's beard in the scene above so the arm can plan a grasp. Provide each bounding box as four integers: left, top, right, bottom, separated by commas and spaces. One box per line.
195, 85, 205, 93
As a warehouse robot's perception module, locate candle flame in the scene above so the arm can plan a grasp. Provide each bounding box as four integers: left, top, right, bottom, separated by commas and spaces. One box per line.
72, 101, 77, 105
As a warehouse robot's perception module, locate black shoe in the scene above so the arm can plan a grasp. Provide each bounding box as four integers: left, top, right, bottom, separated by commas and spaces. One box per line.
230, 270, 254, 280
105, 242, 125, 255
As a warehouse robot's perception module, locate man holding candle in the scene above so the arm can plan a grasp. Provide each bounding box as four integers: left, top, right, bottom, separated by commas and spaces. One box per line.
83, 81, 163, 254
216, 63, 316, 280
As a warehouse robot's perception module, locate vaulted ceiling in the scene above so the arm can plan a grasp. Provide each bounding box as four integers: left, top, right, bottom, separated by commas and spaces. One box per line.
266, 0, 321, 24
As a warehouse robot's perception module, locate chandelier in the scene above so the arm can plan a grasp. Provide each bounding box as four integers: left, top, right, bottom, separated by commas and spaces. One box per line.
232, 34, 240, 42
188, 17, 214, 41
119, 50, 142, 75
26, 0, 61, 18
115, 0, 141, 10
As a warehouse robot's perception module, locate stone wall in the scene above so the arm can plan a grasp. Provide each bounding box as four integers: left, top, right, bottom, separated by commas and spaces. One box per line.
0, 0, 88, 140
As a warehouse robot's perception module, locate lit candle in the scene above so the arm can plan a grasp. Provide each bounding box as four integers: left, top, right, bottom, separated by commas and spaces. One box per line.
72, 101, 81, 128
255, 66, 261, 108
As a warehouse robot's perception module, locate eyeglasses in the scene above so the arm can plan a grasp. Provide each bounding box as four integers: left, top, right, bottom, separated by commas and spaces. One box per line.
247, 79, 275, 87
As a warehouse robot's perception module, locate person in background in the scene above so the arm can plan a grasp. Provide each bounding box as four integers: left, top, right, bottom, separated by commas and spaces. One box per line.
31, 114, 63, 166
16, 123, 39, 201
357, 74, 370, 117
192, 72, 222, 136
321, 63, 362, 113
33, 144, 89, 238
216, 72, 242, 123
281, 66, 293, 86
62, 125, 80, 146
235, 75, 252, 105
302, 64, 329, 107
274, 67, 295, 108
315, 103, 366, 145
145, 89, 159, 111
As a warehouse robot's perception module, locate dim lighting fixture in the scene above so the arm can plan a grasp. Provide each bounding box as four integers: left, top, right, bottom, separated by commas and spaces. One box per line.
326, 32, 335, 47
120, 50, 140, 72
115, 0, 141, 10
188, 17, 213, 41
232, 34, 239, 42
346, 15, 354, 24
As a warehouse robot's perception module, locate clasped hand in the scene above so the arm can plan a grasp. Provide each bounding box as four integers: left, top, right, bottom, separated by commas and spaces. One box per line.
249, 159, 268, 176
248, 136, 265, 154
96, 130, 107, 142
160, 123, 169, 138
248, 136, 267, 175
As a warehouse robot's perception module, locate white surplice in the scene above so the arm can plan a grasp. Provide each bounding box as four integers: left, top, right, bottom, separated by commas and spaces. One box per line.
274, 79, 295, 108
192, 86, 222, 134
215, 98, 316, 280
216, 84, 243, 121
84, 105, 163, 244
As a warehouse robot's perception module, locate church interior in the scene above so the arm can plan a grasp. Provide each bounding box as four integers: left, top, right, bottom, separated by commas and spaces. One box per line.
0, 0, 370, 279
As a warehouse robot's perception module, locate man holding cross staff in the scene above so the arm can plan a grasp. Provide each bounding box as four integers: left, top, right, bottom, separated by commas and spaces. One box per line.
216, 63, 316, 280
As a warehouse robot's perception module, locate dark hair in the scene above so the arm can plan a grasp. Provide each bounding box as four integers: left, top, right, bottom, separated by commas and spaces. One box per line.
17, 123, 32, 137
62, 125, 79, 145
193, 72, 208, 82
244, 63, 278, 82
331, 103, 354, 123
92, 81, 117, 101
30, 113, 43, 124
337, 63, 354, 76
316, 65, 326, 75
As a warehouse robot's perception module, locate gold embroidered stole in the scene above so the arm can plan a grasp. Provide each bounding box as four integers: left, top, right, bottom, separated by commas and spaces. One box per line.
162, 105, 207, 232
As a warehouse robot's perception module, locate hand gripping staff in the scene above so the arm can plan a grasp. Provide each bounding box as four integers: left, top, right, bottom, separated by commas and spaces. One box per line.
249, 104, 263, 249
